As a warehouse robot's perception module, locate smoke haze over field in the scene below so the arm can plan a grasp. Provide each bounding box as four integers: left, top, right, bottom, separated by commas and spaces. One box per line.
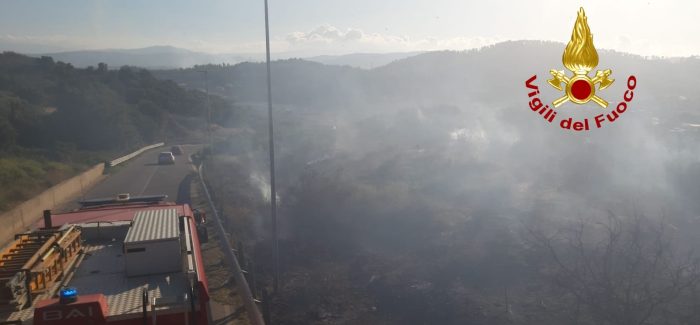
180, 40, 700, 323
3, 1, 700, 322
157, 41, 700, 225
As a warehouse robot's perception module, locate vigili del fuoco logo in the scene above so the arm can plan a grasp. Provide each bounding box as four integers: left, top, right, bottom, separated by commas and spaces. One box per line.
525, 7, 637, 131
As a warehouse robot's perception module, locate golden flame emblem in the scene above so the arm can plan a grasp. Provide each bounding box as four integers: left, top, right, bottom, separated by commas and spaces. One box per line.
548, 8, 614, 108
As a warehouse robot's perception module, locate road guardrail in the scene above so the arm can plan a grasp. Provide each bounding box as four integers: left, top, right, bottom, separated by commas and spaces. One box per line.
198, 165, 265, 325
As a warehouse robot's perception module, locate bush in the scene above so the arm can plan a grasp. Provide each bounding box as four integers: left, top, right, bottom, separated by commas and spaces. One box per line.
0, 157, 76, 212
529, 214, 700, 325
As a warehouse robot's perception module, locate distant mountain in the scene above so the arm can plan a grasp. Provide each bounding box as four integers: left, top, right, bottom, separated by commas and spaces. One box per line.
41, 46, 258, 69
31, 46, 423, 70
306, 52, 424, 69
152, 40, 700, 130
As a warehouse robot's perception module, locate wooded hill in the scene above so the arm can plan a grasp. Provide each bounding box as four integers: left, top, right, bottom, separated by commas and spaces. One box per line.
0, 52, 236, 152
0, 52, 233, 211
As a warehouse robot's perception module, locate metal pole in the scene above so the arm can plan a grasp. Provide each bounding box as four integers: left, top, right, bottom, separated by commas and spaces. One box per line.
198, 70, 212, 151
24, 270, 32, 307
204, 70, 212, 151
142, 288, 148, 325
264, 0, 280, 293
262, 288, 271, 324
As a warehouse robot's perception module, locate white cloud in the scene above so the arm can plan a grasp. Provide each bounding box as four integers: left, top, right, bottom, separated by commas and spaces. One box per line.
285, 24, 503, 53
286, 25, 366, 44
1, 34, 63, 42
0, 34, 85, 53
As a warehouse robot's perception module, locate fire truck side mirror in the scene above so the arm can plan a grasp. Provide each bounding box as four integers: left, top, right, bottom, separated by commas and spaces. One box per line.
193, 210, 206, 224
197, 225, 208, 244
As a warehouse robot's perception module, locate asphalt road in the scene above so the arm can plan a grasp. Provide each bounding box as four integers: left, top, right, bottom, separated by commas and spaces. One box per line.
83, 145, 197, 203
77, 144, 239, 325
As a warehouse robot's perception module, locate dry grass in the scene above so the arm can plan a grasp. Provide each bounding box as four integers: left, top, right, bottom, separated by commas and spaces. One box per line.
190, 172, 251, 325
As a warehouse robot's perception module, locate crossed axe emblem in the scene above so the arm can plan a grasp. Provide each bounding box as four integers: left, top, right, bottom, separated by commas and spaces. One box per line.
548, 68, 614, 108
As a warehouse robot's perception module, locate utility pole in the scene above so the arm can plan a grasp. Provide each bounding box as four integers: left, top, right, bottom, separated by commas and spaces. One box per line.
197, 69, 212, 151
263, 0, 279, 293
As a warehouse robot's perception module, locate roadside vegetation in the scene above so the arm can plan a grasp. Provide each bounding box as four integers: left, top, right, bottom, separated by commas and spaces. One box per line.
191, 42, 700, 324
0, 155, 86, 211
0, 52, 232, 212
206, 132, 700, 325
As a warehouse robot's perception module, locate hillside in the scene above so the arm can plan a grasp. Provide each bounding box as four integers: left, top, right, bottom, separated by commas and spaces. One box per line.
172, 41, 700, 324
153, 40, 700, 111
0, 51, 234, 211
37, 46, 422, 69
42, 46, 257, 69
306, 51, 424, 69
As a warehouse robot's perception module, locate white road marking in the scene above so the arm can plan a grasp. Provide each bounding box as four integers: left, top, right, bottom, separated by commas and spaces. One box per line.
139, 164, 159, 195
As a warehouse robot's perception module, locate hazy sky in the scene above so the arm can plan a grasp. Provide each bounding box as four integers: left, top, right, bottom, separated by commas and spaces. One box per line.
1, 0, 698, 57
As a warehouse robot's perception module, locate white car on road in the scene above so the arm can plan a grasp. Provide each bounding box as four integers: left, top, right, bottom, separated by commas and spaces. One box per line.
158, 152, 175, 165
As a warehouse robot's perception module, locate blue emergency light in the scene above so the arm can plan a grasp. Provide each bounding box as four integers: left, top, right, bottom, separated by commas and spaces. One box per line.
59, 287, 78, 304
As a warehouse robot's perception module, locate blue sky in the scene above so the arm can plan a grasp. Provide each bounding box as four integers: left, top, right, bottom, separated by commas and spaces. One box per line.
1, 0, 698, 57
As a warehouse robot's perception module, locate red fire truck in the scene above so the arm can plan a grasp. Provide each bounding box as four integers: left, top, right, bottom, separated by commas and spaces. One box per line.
0, 194, 209, 325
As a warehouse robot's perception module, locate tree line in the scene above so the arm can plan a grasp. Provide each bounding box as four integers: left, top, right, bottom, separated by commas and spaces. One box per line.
0, 51, 234, 153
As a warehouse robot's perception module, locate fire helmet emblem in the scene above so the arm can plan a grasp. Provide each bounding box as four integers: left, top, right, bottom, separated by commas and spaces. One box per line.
548, 7, 614, 108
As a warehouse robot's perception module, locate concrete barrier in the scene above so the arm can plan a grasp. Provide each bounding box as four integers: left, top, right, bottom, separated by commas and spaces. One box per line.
0, 142, 166, 245
107, 142, 164, 167
0, 163, 105, 245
